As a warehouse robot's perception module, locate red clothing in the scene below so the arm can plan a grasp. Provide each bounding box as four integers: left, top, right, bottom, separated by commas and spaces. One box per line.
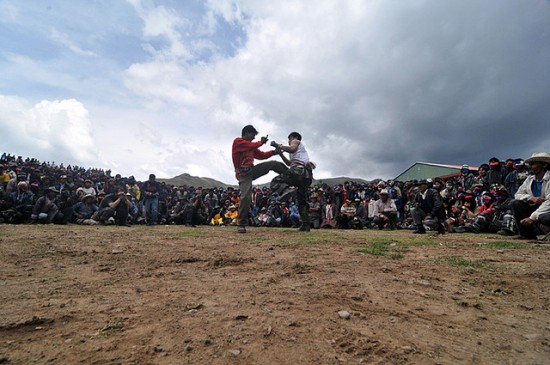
232, 138, 274, 179
479, 203, 494, 214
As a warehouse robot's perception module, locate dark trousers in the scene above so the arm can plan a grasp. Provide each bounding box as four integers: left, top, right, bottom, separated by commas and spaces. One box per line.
270, 165, 312, 227
510, 199, 550, 238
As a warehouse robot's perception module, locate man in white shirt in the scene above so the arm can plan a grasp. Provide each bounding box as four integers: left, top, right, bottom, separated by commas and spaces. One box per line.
271, 132, 315, 231
373, 189, 398, 230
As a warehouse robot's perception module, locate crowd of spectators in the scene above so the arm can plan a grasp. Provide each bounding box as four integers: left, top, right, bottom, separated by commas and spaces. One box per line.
1, 152, 548, 239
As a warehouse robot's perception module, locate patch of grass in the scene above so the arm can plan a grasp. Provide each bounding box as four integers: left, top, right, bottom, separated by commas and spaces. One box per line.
283, 234, 332, 245
177, 230, 207, 238
95, 321, 124, 338
478, 241, 528, 249
369, 236, 437, 247
440, 256, 488, 268
357, 243, 404, 259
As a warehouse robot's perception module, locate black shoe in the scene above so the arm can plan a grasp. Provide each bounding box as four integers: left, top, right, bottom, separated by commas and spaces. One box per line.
512, 234, 536, 240
413, 225, 426, 234
237, 225, 246, 233
497, 229, 514, 236
297, 225, 310, 232
453, 226, 466, 233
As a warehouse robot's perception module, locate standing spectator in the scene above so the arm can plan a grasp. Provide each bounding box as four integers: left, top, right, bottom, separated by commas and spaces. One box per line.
231, 125, 286, 233
509, 152, 550, 239
141, 173, 162, 225
458, 165, 476, 191
487, 157, 506, 186
0, 166, 10, 191
321, 197, 337, 228
309, 196, 322, 229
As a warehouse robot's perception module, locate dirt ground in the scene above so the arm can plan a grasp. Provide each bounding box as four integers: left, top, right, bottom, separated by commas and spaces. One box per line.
0, 225, 549, 365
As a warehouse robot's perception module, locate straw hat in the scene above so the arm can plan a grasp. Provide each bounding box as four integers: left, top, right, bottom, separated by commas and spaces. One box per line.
525, 152, 550, 165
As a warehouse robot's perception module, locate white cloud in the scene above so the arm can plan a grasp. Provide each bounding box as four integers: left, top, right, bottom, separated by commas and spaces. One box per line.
2, 0, 550, 185
0, 95, 98, 164
50, 29, 97, 57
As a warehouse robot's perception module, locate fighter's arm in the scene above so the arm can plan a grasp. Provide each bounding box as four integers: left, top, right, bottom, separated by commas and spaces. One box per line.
278, 151, 291, 166
277, 139, 300, 154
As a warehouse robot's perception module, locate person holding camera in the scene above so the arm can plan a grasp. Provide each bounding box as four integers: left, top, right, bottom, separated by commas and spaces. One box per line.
232, 125, 286, 233
97, 187, 132, 226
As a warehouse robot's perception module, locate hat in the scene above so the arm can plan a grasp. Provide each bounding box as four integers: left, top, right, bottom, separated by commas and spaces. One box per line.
46, 187, 60, 193
229, 204, 236, 209
242, 125, 258, 135
416, 180, 428, 186
525, 152, 550, 165
82, 194, 95, 201
379, 189, 389, 195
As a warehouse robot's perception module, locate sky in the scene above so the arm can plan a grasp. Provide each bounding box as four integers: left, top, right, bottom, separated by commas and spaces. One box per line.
1, 0, 550, 185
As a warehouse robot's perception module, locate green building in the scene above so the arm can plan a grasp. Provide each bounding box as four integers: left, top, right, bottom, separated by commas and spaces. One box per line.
395, 162, 477, 182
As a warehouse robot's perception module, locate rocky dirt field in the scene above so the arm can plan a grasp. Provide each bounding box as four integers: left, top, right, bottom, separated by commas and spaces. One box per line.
1, 225, 549, 365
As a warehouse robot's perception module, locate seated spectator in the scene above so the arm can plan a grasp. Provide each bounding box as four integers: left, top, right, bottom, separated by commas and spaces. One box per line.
509, 152, 550, 239
446, 192, 479, 233
96, 187, 132, 226
76, 179, 97, 199
73, 194, 99, 225
6, 181, 35, 224
504, 159, 528, 197
467, 185, 512, 234
268, 200, 284, 227
209, 205, 224, 226
31, 187, 63, 224
410, 180, 445, 234
338, 199, 356, 229
224, 205, 239, 226
288, 201, 301, 227
372, 189, 398, 230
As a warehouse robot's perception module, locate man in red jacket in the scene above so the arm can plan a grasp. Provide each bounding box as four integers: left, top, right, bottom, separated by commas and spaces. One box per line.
232, 125, 286, 233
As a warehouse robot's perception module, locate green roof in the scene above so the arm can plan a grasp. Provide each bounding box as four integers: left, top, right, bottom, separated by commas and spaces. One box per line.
395, 162, 464, 181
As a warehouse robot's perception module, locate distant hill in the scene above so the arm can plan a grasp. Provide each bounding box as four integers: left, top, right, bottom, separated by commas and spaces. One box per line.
311, 176, 374, 187
157, 173, 233, 189
158, 173, 376, 189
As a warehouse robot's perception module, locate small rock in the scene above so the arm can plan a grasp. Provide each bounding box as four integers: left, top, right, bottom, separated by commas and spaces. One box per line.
111, 250, 124, 254
338, 311, 351, 320
228, 349, 241, 357
265, 326, 272, 336
402, 346, 413, 354
154, 346, 164, 353
184, 345, 193, 352
523, 334, 539, 341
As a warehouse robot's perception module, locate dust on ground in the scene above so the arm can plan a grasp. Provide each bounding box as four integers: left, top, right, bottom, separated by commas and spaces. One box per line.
1, 225, 549, 365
